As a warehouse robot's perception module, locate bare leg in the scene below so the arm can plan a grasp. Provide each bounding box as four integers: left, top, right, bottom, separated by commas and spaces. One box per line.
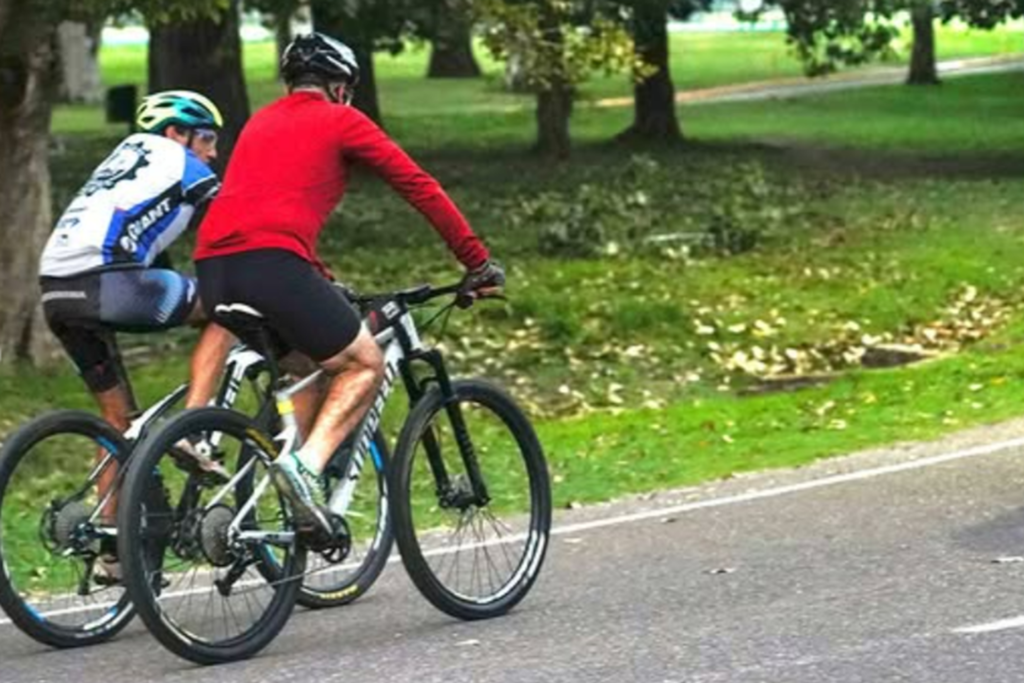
93, 383, 135, 524
296, 329, 383, 472
293, 375, 328, 437
281, 352, 328, 437
183, 322, 236, 409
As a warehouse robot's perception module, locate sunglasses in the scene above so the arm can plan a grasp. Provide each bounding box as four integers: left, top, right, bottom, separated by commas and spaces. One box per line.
193, 128, 219, 144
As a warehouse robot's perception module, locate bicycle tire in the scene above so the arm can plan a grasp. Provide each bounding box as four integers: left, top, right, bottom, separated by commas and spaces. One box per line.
118, 407, 306, 665
390, 379, 551, 620
0, 410, 135, 648
296, 429, 394, 609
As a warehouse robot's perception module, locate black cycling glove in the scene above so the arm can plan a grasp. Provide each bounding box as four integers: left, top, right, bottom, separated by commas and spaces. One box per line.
461, 259, 506, 294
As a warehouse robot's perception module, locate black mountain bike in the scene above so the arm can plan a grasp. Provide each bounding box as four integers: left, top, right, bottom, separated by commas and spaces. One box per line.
0, 342, 391, 649
116, 281, 552, 665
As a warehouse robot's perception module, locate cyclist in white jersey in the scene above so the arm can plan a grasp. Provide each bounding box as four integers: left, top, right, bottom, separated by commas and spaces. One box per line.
38, 92, 237, 575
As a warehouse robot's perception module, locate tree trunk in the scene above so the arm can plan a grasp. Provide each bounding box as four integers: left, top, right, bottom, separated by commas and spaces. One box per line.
148, 0, 251, 166
907, 1, 940, 86
427, 19, 480, 79
535, 85, 572, 159
617, 3, 681, 142
275, 12, 292, 80
533, 12, 571, 159
349, 41, 381, 124
0, 2, 59, 365
57, 21, 102, 104
311, 6, 383, 125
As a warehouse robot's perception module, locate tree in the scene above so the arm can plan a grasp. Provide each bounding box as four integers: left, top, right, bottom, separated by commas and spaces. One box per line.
479, 0, 639, 158
616, 0, 711, 143
907, 0, 939, 85
310, 0, 406, 125
57, 20, 103, 103
425, 0, 482, 78
756, 0, 900, 77
0, 0, 218, 366
938, 0, 1024, 27
764, 0, 1024, 84
0, 0, 59, 364
249, 0, 303, 78
148, 0, 251, 163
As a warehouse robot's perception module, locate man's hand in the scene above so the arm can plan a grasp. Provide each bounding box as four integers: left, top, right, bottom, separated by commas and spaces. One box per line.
460, 259, 506, 300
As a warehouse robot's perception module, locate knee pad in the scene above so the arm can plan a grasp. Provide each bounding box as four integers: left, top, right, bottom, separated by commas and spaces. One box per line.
81, 358, 125, 394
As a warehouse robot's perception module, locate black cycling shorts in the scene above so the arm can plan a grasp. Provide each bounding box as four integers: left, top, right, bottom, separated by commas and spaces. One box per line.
40, 268, 198, 393
196, 249, 362, 362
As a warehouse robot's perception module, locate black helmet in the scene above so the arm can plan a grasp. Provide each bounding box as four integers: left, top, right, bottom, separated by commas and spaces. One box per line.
281, 33, 360, 87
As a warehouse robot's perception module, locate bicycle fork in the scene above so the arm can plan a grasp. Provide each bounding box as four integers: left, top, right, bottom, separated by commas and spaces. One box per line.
404, 348, 490, 509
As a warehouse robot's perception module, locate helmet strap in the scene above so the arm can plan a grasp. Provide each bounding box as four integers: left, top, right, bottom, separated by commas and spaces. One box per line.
326, 82, 342, 104
325, 82, 354, 105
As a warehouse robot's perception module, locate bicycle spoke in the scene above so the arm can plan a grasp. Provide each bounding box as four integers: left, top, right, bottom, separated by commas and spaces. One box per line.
0, 420, 132, 644
396, 380, 551, 616
120, 412, 305, 659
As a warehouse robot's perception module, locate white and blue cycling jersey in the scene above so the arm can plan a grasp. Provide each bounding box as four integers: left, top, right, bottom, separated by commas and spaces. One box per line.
40, 133, 220, 278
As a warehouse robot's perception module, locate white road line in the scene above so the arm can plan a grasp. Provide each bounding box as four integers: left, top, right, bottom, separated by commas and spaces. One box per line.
954, 615, 1024, 634
550, 435, 1024, 537
4, 433, 1024, 630
0, 559, 372, 627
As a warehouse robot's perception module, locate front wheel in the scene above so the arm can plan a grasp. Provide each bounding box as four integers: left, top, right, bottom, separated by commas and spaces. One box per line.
390, 379, 551, 620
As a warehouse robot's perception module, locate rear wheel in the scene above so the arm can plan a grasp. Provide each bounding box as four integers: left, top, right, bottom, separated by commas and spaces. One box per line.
391, 379, 551, 620
118, 407, 305, 665
0, 411, 135, 648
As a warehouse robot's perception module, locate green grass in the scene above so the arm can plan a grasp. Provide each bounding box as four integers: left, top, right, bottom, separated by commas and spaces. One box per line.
333, 70, 1018, 155
684, 72, 1024, 152
540, 339, 1024, 506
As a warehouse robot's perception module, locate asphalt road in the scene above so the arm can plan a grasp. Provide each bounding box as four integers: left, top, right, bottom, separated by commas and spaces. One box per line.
7, 418, 1024, 682
678, 56, 1024, 106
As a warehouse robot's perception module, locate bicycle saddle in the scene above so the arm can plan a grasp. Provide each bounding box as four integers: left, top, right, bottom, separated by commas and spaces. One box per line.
213, 303, 267, 332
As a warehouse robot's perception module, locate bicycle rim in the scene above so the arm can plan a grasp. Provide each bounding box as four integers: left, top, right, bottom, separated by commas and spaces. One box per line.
0, 411, 134, 647
394, 380, 551, 619
119, 408, 305, 664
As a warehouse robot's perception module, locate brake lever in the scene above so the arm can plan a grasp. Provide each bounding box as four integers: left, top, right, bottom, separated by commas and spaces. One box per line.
456, 289, 506, 309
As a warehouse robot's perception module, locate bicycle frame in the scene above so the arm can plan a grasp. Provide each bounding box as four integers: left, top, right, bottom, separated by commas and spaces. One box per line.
224, 293, 489, 546
85, 344, 266, 529
224, 315, 414, 543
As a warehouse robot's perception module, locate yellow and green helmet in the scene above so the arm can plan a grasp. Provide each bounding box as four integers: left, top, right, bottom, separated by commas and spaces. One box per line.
135, 90, 224, 133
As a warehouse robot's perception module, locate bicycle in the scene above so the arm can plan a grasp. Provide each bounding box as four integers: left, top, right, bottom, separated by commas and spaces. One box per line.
116, 280, 552, 665
0, 341, 392, 649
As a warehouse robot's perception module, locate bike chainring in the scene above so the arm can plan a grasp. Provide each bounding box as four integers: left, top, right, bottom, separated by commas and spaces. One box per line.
305, 513, 351, 563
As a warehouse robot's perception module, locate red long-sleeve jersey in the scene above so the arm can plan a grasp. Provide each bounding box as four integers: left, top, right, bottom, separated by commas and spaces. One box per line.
194, 91, 489, 274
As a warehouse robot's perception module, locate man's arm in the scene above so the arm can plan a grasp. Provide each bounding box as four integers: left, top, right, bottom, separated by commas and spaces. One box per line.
340, 109, 489, 270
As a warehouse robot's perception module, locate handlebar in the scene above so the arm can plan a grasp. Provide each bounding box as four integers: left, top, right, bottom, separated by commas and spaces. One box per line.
346, 280, 502, 309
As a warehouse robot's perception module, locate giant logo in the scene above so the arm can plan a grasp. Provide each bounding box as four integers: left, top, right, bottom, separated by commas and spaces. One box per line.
119, 196, 173, 255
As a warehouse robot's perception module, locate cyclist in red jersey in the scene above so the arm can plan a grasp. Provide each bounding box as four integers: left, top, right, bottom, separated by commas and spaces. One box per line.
194, 33, 504, 530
